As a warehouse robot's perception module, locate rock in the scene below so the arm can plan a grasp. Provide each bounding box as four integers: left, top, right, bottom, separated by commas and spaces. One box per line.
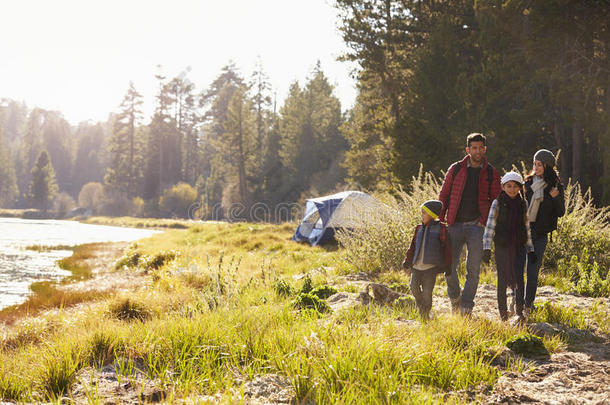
365, 283, 406, 305
327, 292, 364, 311
486, 345, 522, 368
234, 374, 295, 404
528, 322, 564, 338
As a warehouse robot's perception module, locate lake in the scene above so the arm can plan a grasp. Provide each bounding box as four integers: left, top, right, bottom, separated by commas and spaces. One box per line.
0, 218, 157, 310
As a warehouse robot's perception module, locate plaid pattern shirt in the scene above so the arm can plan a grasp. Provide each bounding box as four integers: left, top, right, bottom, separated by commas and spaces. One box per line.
483, 199, 534, 252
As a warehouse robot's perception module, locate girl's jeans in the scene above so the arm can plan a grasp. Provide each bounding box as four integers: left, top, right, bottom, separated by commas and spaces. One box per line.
515, 233, 548, 308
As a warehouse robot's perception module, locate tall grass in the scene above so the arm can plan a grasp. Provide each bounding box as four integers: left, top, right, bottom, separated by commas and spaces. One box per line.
337, 166, 442, 273
1, 212, 606, 402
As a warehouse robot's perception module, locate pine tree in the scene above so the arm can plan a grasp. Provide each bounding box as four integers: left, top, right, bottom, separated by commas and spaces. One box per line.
0, 121, 18, 207
17, 108, 44, 204
222, 87, 257, 208
105, 82, 144, 197
278, 65, 346, 199
29, 150, 58, 212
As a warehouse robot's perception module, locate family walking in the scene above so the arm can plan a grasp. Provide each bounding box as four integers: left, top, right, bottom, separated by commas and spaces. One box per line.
403, 133, 565, 322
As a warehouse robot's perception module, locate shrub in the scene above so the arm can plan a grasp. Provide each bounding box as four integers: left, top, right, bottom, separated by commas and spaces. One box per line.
159, 182, 197, 219
505, 334, 548, 357
108, 298, 152, 321
310, 285, 338, 299
77, 182, 104, 212
336, 166, 441, 273
273, 279, 293, 297
53, 192, 76, 217
114, 251, 142, 270
545, 181, 610, 274
144, 250, 178, 270
556, 250, 610, 298
292, 293, 331, 313
300, 275, 313, 294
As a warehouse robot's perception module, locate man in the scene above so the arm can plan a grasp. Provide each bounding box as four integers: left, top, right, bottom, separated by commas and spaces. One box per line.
439, 133, 501, 315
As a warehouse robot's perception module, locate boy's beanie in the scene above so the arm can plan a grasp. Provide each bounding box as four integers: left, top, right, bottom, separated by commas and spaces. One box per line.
534, 149, 556, 168
421, 200, 443, 219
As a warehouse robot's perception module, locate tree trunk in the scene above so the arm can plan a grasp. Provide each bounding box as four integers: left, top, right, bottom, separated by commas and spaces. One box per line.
571, 120, 582, 184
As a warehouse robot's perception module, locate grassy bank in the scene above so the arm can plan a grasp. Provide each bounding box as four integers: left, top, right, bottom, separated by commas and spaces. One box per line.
81, 216, 195, 229
1, 222, 606, 403
0, 243, 117, 325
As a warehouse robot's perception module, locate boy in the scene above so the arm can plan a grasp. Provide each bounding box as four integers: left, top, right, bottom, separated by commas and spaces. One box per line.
403, 200, 452, 320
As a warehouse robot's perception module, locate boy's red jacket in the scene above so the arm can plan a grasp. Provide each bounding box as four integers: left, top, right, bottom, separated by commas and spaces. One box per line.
438, 155, 501, 225
403, 222, 452, 275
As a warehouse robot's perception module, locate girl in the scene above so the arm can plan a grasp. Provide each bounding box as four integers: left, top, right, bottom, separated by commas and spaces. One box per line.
516, 149, 565, 319
482, 172, 535, 321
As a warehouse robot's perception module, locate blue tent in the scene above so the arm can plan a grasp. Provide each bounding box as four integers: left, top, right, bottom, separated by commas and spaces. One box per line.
292, 191, 379, 246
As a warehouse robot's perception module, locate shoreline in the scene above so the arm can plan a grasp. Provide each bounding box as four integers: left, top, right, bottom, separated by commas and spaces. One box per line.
0, 209, 195, 230
0, 241, 128, 325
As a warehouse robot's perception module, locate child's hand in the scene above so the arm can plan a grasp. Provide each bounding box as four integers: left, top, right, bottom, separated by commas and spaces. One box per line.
482, 249, 491, 264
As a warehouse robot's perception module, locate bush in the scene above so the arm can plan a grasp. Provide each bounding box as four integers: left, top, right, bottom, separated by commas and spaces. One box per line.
53, 192, 76, 217
273, 279, 293, 297
310, 285, 338, 299
300, 274, 313, 294
292, 293, 331, 313
114, 251, 141, 270
557, 250, 610, 297
159, 182, 197, 219
545, 181, 610, 274
505, 334, 548, 357
78, 182, 104, 213
336, 166, 441, 273
108, 298, 151, 321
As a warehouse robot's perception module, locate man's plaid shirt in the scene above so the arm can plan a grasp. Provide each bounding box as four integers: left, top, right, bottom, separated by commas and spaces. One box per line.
483, 199, 535, 252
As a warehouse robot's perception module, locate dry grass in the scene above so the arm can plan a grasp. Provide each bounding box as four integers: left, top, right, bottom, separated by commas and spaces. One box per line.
0, 283, 109, 325
82, 216, 193, 229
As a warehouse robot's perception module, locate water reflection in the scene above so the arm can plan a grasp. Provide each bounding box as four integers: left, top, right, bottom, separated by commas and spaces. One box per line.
0, 218, 158, 309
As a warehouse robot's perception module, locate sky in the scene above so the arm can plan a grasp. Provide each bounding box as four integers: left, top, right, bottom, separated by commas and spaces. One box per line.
0, 0, 357, 125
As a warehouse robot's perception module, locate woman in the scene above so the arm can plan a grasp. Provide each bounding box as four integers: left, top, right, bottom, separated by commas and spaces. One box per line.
515, 149, 565, 319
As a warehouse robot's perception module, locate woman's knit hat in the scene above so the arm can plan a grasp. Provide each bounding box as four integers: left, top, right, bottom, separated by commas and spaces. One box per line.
534, 149, 556, 168
421, 200, 443, 219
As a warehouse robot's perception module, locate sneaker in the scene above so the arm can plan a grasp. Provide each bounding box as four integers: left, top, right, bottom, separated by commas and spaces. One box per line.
508, 294, 515, 316
450, 296, 461, 314
523, 306, 532, 321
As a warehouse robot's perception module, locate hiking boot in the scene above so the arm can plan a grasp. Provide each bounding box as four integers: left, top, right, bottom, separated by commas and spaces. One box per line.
515, 304, 524, 318
499, 310, 508, 321
460, 307, 473, 317
450, 296, 461, 314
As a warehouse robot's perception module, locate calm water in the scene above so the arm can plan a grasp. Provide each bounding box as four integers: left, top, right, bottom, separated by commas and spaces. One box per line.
0, 218, 157, 310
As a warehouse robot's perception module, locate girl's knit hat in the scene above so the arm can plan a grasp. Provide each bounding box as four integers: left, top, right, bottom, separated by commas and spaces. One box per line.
501, 171, 524, 185
421, 200, 443, 219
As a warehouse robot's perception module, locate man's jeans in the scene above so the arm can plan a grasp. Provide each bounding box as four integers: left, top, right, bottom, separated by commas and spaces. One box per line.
445, 221, 484, 311
515, 233, 548, 308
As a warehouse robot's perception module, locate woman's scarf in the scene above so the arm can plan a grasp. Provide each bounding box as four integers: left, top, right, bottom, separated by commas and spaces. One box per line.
527, 176, 546, 222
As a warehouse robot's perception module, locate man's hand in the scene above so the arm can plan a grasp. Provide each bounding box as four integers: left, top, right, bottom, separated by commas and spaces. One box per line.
482, 249, 491, 264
